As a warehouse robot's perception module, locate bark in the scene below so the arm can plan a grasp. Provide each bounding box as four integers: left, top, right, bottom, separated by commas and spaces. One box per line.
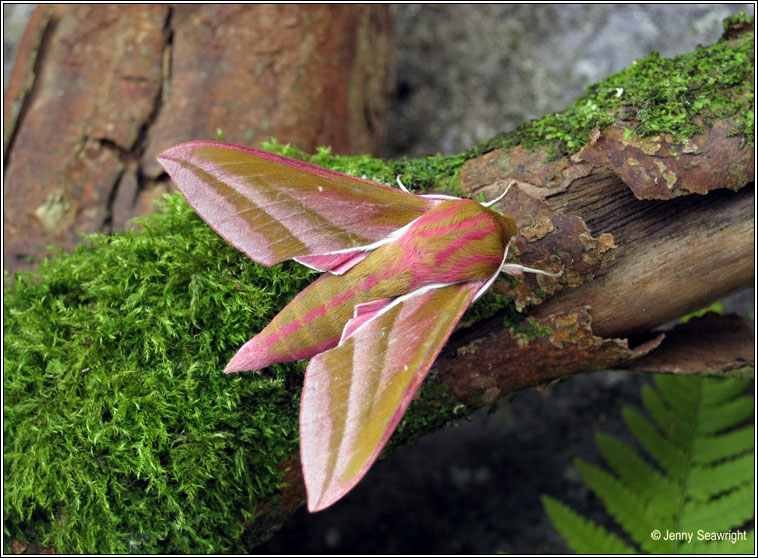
445, 133, 753, 402
3, 4, 394, 274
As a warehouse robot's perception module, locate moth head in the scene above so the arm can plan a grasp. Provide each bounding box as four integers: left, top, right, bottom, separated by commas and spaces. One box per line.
493, 211, 518, 247
477, 180, 519, 246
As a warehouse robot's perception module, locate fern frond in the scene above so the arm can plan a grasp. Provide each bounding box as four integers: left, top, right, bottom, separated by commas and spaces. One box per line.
699, 377, 752, 407
692, 425, 755, 464
680, 480, 755, 533
641, 384, 693, 448
687, 452, 754, 501
575, 459, 676, 553
594, 432, 679, 515
653, 375, 699, 417
622, 406, 686, 478
544, 373, 754, 554
540, 495, 637, 554
697, 395, 754, 434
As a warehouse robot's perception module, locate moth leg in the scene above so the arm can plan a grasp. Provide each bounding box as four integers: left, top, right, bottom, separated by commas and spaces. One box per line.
396, 175, 411, 193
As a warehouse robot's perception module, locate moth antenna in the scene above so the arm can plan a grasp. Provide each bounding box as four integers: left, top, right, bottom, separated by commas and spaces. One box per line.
482, 180, 516, 208
501, 262, 564, 278
500, 237, 563, 277
396, 175, 411, 194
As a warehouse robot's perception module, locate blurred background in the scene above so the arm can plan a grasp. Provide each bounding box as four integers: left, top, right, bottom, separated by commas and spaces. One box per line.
4, 3, 753, 553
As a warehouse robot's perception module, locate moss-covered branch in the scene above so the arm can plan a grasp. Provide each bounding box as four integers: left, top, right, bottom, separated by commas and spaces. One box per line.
4, 17, 754, 554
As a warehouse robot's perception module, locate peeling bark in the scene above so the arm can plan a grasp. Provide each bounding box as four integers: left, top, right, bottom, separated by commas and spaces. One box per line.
463, 158, 754, 339
486, 183, 616, 310
438, 306, 659, 404
535, 175, 753, 337
433, 123, 753, 397
628, 313, 754, 377
450, 117, 753, 392
577, 118, 753, 199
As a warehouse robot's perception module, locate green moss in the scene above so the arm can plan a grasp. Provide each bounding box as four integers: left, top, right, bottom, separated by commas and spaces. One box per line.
4, 192, 315, 553
266, 19, 754, 194
723, 12, 754, 30
462, 290, 517, 325
3, 145, 518, 553
263, 140, 468, 196
501, 17, 754, 155
532, 286, 548, 299
1, 186, 482, 553
510, 318, 554, 342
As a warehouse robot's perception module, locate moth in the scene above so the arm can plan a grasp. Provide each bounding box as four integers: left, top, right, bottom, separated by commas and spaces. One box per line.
157, 142, 558, 512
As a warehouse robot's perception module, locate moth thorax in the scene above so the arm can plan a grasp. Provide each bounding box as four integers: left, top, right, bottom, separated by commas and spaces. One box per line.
402, 199, 512, 286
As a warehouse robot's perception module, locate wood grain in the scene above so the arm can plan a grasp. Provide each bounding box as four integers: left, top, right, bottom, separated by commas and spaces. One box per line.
536, 167, 754, 337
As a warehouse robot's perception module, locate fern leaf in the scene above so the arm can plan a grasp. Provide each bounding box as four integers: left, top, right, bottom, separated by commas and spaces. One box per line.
594, 432, 679, 515
574, 459, 676, 553
687, 452, 754, 501
622, 406, 686, 478
688, 528, 754, 554
653, 375, 699, 419
641, 384, 693, 448
540, 495, 637, 554
699, 377, 752, 407
680, 480, 755, 533
692, 425, 755, 465
697, 395, 754, 434
545, 374, 753, 555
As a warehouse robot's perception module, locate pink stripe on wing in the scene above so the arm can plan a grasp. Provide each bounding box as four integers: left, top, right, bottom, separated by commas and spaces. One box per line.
296, 251, 369, 273
411, 199, 468, 225
430, 224, 498, 267
158, 154, 279, 264
340, 298, 393, 342
194, 158, 334, 255
409, 213, 494, 237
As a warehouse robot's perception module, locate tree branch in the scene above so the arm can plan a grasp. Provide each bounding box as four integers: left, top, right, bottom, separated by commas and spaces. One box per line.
251, 24, 754, 541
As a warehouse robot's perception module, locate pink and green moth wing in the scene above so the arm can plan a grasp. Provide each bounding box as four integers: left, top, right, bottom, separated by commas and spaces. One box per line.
156, 142, 440, 271
157, 141, 519, 512
300, 280, 485, 512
